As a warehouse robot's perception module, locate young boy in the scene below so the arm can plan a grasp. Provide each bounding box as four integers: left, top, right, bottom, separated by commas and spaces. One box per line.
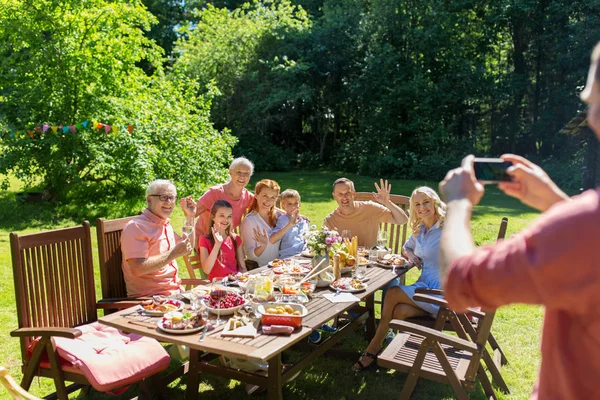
270, 189, 309, 258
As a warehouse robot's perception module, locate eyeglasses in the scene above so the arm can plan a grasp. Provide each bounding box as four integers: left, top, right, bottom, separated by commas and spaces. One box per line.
234, 171, 250, 178
149, 194, 177, 203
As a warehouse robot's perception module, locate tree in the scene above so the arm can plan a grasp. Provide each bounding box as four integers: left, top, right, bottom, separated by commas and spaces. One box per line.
0, 0, 236, 200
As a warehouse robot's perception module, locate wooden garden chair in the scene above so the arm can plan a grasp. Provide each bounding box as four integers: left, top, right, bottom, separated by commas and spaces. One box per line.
404, 217, 510, 393
378, 217, 510, 399
96, 216, 208, 313
9, 222, 169, 400
378, 303, 500, 399
0, 366, 42, 400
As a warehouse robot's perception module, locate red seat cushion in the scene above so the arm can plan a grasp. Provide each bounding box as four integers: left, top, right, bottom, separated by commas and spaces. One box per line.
50, 322, 170, 392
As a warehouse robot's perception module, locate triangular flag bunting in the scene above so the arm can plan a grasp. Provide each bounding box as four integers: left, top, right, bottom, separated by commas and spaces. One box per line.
82, 120, 88, 128
51, 126, 58, 133
127, 124, 133, 134
62, 126, 69, 134
42, 124, 49, 133
112, 125, 118, 133
104, 125, 111, 133
27, 131, 34, 139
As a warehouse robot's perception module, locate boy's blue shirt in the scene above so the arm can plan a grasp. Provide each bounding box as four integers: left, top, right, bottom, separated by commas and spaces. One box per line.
273, 214, 309, 258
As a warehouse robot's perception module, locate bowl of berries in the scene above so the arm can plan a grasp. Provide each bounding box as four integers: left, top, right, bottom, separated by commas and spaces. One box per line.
202, 291, 246, 316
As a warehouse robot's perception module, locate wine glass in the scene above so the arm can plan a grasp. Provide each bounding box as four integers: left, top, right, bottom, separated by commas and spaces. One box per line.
377, 230, 389, 249
209, 278, 227, 326
182, 216, 194, 244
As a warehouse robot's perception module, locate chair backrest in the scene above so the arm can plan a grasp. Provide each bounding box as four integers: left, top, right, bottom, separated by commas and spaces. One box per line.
183, 253, 207, 279
354, 192, 410, 253
10, 222, 97, 362
96, 216, 137, 300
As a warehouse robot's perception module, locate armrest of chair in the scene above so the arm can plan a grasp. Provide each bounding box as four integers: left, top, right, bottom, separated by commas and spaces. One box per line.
11, 327, 82, 339
415, 288, 444, 296
96, 297, 149, 310
413, 293, 448, 308
389, 320, 477, 352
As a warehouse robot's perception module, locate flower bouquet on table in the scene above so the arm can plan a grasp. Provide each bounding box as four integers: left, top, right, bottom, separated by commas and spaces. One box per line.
304, 226, 342, 257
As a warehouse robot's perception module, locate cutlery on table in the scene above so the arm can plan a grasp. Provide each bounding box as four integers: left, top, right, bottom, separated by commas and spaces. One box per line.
199, 324, 209, 342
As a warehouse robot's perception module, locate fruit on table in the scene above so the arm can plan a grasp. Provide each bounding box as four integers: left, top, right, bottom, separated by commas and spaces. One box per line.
346, 255, 356, 266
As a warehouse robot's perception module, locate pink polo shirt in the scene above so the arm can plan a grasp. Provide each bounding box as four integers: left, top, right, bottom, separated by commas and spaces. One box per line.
121, 209, 182, 297
445, 189, 600, 400
194, 185, 254, 238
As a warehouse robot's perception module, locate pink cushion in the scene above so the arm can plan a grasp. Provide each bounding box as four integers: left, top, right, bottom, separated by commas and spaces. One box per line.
52, 322, 170, 392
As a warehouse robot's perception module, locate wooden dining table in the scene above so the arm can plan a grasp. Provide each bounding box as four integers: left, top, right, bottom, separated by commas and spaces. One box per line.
98, 261, 410, 400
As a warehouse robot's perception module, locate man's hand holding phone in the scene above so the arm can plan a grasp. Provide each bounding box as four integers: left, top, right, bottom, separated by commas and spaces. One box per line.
440, 155, 485, 205
497, 154, 570, 211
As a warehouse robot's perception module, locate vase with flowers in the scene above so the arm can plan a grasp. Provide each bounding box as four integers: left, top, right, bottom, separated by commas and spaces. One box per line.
304, 225, 341, 269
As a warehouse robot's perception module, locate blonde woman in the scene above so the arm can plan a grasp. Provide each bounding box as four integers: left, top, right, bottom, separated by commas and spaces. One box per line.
353, 186, 446, 372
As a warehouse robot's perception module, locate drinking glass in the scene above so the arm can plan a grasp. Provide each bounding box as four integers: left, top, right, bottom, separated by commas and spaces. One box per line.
353, 264, 367, 280
377, 230, 389, 249
341, 230, 352, 240
182, 216, 194, 244
209, 278, 227, 326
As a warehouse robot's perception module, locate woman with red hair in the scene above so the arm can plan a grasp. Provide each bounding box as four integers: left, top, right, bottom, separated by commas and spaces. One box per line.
239, 179, 281, 267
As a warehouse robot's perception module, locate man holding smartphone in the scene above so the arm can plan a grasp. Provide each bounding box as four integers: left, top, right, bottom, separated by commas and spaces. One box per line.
438, 43, 600, 399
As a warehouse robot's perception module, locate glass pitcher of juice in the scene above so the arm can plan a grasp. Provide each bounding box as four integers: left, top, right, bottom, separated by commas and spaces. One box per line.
254, 275, 274, 301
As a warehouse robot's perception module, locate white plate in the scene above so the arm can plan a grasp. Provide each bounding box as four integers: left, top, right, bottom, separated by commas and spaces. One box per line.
268, 259, 286, 268
329, 280, 367, 293
202, 298, 246, 316
156, 319, 206, 334
374, 260, 409, 269
140, 300, 185, 316
301, 251, 314, 258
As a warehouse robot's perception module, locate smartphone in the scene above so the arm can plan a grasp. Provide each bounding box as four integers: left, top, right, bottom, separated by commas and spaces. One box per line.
473, 158, 513, 183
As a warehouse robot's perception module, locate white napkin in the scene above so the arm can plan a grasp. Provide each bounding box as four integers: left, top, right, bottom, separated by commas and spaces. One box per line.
324, 292, 361, 303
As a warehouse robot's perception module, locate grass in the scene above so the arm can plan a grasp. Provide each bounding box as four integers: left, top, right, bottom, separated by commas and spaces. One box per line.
0, 171, 544, 399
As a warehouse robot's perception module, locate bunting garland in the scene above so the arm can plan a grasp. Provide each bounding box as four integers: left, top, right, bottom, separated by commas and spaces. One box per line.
1, 119, 134, 141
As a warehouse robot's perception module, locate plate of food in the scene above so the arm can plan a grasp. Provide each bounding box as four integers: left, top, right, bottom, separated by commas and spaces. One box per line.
140, 297, 185, 316
157, 310, 206, 334
357, 256, 369, 266
268, 259, 286, 268
330, 278, 367, 293
202, 291, 246, 315
226, 272, 250, 285
182, 286, 211, 300
272, 264, 312, 275
374, 254, 409, 269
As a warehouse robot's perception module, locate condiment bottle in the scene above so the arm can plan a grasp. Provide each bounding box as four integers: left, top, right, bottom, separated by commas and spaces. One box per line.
333, 253, 341, 281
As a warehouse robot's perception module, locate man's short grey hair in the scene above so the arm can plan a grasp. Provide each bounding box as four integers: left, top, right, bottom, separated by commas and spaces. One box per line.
229, 157, 254, 176
145, 179, 176, 197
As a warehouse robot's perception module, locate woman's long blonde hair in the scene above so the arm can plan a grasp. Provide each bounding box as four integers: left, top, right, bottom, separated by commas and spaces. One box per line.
408, 186, 446, 236
249, 179, 280, 227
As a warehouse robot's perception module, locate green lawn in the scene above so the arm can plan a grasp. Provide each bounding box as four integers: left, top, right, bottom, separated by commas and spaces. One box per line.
0, 171, 543, 399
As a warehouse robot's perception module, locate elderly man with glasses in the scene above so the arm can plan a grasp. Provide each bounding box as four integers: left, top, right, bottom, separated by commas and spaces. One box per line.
121, 179, 196, 297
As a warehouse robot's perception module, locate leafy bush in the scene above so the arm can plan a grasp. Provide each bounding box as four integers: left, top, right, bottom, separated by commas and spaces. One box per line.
0, 1, 235, 202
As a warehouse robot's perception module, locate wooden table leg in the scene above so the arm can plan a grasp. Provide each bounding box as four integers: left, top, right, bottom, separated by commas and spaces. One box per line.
185, 349, 201, 400
267, 353, 283, 400
365, 293, 376, 340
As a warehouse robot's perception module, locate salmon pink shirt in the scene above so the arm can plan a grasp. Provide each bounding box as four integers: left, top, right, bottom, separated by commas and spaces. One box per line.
121, 209, 182, 297
194, 185, 254, 239
198, 235, 242, 281
445, 189, 600, 400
